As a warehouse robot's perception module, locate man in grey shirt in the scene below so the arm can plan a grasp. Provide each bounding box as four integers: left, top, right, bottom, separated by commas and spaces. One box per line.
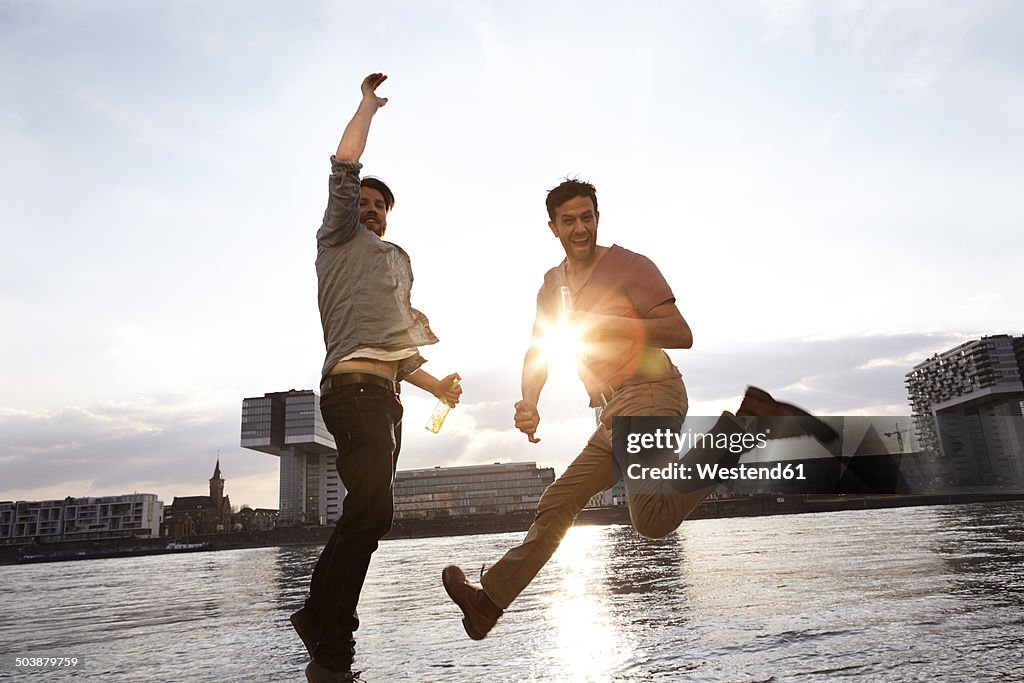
292, 73, 462, 683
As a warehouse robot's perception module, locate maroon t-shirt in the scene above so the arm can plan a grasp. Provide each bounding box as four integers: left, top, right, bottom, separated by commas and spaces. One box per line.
537, 244, 682, 407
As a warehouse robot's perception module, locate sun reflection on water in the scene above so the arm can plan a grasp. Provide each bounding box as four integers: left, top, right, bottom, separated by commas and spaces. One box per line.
538, 525, 637, 682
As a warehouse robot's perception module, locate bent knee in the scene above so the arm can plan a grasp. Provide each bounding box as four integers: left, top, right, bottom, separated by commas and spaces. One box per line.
629, 493, 695, 539
338, 514, 393, 542
632, 517, 680, 540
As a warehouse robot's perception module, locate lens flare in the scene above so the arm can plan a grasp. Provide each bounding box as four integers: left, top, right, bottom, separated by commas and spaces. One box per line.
537, 318, 586, 365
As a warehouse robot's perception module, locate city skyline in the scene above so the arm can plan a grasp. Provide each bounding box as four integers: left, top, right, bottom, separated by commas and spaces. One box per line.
3, 2, 1023, 510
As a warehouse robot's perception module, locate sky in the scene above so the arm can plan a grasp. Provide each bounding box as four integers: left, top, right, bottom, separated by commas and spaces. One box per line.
2, 0, 1022, 511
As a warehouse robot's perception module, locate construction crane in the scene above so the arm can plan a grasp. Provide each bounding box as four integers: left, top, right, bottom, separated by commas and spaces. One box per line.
884, 423, 910, 452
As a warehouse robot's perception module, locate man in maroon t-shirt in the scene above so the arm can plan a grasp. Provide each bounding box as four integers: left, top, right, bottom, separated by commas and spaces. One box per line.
442, 179, 835, 640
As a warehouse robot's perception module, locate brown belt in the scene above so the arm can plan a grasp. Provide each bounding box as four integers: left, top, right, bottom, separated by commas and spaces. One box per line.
320, 372, 399, 395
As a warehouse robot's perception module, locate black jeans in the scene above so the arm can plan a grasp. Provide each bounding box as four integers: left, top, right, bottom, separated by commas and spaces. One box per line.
306, 383, 403, 670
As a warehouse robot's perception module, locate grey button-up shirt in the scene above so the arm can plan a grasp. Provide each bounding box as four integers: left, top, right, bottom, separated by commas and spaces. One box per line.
316, 158, 438, 381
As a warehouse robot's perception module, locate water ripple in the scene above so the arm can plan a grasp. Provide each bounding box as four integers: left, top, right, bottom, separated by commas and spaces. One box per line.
1, 503, 1023, 681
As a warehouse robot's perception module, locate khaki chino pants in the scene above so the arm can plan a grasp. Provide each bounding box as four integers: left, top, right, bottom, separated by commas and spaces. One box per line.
481, 378, 710, 609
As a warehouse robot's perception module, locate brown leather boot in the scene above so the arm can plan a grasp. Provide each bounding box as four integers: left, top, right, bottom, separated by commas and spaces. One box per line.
442, 565, 503, 640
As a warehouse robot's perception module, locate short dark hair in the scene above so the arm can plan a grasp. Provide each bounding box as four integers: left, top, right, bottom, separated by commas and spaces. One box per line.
545, 178, 598, 221
361, 177, 395, 212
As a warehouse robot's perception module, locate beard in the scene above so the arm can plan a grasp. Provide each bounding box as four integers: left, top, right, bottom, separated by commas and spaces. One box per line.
362, 213, 386, 237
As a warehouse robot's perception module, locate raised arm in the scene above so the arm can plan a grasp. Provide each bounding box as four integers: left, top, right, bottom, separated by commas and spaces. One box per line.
317, 73, 389, 247
335, 73, 389, 162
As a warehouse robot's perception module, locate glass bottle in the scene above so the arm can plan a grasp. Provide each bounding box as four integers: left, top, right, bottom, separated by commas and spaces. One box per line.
425, 376, 461, 433
559, 285, 574, 316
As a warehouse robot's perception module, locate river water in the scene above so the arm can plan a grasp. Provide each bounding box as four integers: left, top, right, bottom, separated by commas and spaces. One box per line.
1, 502, 1023, 682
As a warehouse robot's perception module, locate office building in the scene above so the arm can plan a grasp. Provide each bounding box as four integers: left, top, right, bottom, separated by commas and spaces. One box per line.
241, 390, 340, 525
905, 334, 1024, 486
0, 493, 163, 543
393, 462, 555, 520
242, 389, 561, 524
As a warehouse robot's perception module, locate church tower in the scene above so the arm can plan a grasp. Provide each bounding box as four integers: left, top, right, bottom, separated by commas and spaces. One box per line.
210, 457, 225, 503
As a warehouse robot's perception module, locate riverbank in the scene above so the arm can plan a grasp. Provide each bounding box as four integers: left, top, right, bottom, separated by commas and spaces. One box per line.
3, 491, 1022, 565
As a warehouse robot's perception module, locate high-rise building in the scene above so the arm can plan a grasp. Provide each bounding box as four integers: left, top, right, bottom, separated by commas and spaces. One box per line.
905, 334, 1024, 486
241, 389, 563, 525
241, 390, 340, 526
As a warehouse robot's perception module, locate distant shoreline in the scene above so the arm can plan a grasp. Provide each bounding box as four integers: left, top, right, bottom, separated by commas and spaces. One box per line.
3, 492, 1023, 566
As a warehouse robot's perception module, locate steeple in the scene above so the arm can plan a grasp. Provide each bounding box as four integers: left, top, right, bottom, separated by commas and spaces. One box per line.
210, 454, 225, 503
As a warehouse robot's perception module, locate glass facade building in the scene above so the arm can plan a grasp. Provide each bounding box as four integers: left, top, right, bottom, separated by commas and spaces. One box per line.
243, 390, 559, 525
241, 390, 340, 525
393, 462, 555, 520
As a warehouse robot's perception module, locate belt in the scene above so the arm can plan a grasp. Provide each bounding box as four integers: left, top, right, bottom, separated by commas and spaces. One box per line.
320, 372, 400, 395
597, 383, 626, 407
598, 375, 680, 406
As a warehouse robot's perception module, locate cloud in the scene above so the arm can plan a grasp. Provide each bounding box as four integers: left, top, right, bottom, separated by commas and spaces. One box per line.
0, 331, 982, 508
4, 2, 1023, 512
678, 331, 970, 414
0, 397, 274, 507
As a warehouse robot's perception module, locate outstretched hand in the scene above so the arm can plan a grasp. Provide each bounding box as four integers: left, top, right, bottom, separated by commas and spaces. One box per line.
361, 73, 389, 109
